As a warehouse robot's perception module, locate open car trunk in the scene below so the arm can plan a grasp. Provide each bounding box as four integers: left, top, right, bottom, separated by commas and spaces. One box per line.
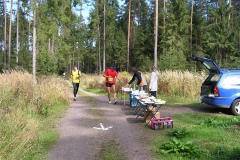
200, 73, 220, 96
191, 56, 221, 97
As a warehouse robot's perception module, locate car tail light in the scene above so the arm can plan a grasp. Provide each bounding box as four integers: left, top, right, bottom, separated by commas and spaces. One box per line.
214, 86, 220, 97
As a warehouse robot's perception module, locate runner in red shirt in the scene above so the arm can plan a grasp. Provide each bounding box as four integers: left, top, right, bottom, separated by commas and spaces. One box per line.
103, 65, 122, 104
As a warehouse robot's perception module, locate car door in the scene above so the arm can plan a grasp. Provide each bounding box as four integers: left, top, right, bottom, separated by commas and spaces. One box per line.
219, 74, 240, 98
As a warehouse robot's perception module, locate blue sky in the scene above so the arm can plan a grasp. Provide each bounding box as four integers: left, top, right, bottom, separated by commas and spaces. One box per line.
74, 0, 125, 23
6, 0, 125, 23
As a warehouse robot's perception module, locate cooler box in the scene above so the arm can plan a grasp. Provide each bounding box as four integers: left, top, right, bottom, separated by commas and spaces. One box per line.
151, 117, 173, 130
130, 94, 140, 108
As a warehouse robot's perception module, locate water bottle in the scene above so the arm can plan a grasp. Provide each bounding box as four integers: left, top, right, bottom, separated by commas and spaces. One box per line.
167, 121, 172, 128
164, 122, 167, 128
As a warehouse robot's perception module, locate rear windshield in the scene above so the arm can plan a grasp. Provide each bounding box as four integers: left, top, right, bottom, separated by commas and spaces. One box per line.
203, 61, 219, 73
206, 74, 220, 82
203, 73, 220, 86
222, 75, 240, 85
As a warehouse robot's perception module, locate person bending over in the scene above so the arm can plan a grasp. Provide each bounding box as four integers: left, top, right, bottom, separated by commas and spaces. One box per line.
127, 67, 147, 90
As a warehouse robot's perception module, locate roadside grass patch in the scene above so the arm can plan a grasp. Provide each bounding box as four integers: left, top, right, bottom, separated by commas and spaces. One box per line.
0, 71, 69, 159
84, 88, 107, 96
153, 113, 240, 160
24, 102, 68, 160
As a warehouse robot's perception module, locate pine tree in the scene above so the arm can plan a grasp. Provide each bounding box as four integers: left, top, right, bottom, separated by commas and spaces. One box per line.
160, 0, 190, 70
205, 0, 234, 67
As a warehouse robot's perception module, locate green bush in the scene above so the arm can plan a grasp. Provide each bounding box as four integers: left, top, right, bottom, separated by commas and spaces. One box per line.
168, 127, 190, 139
159, 138, 203, 157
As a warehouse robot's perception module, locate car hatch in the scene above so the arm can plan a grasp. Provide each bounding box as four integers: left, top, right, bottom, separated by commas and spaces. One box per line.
192, 56, 221, 74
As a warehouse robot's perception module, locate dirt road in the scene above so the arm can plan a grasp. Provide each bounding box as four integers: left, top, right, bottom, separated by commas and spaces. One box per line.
47, 88, 228, 160
47, 89, 158, 160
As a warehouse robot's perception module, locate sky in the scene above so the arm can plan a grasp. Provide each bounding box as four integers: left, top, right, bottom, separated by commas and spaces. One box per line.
73, 0, 125, 23
5, 0, 125, 24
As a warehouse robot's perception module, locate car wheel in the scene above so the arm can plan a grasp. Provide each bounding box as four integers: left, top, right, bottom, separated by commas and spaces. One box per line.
231, 99, 240, 116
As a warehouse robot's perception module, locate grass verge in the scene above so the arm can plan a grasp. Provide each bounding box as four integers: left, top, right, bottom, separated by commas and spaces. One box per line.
24, 102, 69, 160
151, 113, 240, 160
0, 71, 69, 160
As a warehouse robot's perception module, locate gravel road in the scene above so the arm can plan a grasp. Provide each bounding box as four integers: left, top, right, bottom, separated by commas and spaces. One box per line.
47, 89, 157, 160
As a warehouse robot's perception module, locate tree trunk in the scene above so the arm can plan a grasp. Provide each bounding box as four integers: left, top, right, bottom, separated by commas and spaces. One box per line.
48, 38, 51, 52
190, 0, 194, 57
78, 0, 82, 69
8, 0, 13, 70
219, 47, 222, 67
51, 38, 54, 54
32, 5, 37, 79
28, 15, 31, 51
3, 0, 7, 70
16, 0, 19, 64
163, 0, 165, 34
162, 0, 166, 56
228, 0, 231, 29
154, 0, 158, 67
103, 0, 106, 71
98, 24, 101, 73
127, 0, 131, 71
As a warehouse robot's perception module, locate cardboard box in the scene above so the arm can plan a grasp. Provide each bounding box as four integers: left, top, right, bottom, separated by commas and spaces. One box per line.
148, 106, 157, 112
144, 111, 160, 123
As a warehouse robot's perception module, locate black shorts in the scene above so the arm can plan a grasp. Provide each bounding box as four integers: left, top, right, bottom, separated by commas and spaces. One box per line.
106, 82, 115, 87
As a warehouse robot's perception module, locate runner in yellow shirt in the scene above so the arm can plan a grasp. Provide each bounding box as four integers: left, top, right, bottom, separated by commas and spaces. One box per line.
71, 66, 81, 101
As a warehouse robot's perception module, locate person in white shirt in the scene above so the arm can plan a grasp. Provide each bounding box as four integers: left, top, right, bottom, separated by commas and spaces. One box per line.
149, 66, 159, 98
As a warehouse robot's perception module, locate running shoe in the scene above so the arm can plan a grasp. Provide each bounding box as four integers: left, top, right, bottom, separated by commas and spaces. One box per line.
114, 100, 117, 105
74, 97, 76, 101
109, 101, 111, 104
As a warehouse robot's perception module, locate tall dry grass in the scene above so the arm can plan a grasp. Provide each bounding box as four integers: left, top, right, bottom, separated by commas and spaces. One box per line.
81, 70, 207, 99
157, 70, 206, 98
0, 71, 69, 159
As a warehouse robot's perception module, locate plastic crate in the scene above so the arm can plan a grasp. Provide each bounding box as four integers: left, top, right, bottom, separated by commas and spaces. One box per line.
151, 117, 173, 130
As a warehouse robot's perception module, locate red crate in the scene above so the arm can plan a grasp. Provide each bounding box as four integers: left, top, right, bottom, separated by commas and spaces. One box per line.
151, 117, 173, 130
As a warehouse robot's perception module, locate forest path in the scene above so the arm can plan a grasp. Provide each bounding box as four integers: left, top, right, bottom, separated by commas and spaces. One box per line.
47, 88, 157, 160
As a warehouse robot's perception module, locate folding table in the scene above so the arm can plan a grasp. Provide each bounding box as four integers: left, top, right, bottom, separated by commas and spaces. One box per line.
131, 94, 165, 127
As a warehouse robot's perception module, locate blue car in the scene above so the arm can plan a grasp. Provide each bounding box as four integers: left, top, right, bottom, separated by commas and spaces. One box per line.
192, 56, 240, 116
